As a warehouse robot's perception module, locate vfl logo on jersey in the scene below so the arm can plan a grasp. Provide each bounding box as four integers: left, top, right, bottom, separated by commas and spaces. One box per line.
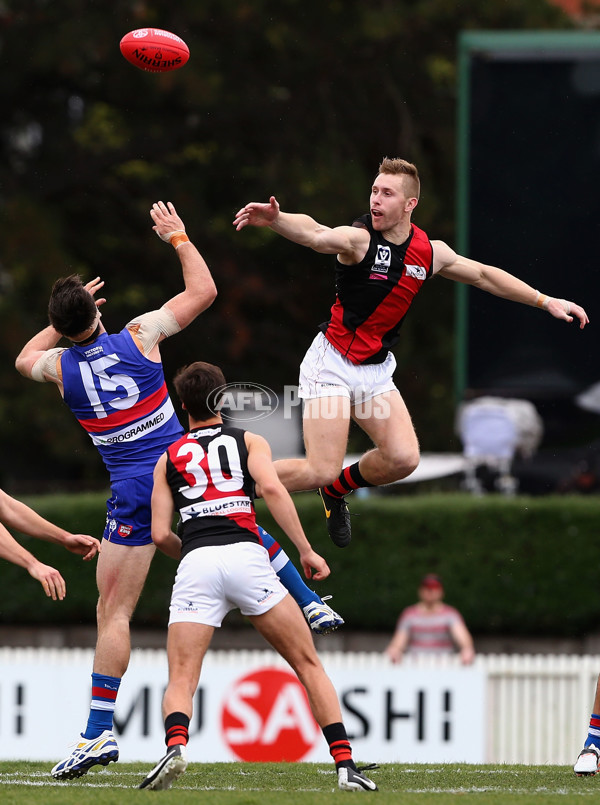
372, 245, 391, 274
405, 264, 427, 281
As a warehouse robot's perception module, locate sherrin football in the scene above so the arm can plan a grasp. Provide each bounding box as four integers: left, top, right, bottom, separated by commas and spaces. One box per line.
119, 28, 190, 73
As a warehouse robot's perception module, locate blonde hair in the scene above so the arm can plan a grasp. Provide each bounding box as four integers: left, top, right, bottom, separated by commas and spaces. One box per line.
377, 157, 420, 200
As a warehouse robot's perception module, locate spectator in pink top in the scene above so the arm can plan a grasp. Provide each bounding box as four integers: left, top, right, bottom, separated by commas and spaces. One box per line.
384, 574, 475, 664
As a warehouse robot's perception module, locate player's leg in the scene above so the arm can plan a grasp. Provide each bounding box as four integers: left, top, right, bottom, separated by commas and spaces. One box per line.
258, 526, 344, 634
162, 622, 213, 718
93, 539, 156, 678
141, 544, 225, 791
318, 390, 420, 548
350, 389, 420, 486
275, 396, 354, 548
314, 354, 418, 546
139, 622, 213, 791
51, 540, 155, 780
273, 332, 351, 493
274, 394, 351, 492
250, 595, 377, 791
575, 673, 600, 775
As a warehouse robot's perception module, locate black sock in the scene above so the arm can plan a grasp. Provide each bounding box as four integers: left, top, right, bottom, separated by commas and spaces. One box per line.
164, 711, 190, 747
323, 461, 374, 499
322, 721, 355, 769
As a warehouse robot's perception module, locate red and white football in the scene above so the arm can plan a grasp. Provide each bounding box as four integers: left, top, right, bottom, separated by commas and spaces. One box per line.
119, 28, 190, 73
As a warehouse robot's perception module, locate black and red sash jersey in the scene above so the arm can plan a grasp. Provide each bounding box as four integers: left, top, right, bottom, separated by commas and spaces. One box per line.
319, 214, 434, 365
165, 424, 260, 558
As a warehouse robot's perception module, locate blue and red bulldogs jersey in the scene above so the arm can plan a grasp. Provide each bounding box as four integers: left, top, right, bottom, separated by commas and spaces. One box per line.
60, 327, 184, 481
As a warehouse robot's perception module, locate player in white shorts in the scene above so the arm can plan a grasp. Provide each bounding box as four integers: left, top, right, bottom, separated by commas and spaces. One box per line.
234, 157, 588, 549
138, 360, 378, 793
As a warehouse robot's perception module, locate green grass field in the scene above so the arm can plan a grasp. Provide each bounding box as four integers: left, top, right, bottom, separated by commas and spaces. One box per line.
0, 762, 598, 805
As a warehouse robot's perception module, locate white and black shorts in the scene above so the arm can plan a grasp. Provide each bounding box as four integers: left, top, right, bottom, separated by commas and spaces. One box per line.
298, 332, 398, 405
168, 542, 288, 627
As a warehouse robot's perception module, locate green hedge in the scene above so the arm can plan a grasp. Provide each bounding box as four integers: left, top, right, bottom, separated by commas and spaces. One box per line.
4, 492, 600, 638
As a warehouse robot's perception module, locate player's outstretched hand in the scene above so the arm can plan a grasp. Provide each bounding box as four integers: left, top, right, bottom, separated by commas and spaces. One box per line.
233, 196, 280, 231
547, 298, 589, 329
29, 561, 66, 601
151, 201, 186, 242
62, 533, 101, 561
300, 548, 330, 582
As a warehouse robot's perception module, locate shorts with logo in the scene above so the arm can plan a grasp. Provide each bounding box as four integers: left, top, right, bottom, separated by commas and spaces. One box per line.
298, 332, 398, 405
103, 474, 154, 547
169, 542, 288, 627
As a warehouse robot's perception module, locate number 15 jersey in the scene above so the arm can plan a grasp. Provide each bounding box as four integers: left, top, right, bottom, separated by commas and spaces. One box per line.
60, 324, 184, 481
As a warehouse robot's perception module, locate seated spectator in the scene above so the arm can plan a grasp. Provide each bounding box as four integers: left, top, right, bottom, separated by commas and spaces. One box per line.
384, 574, 475, 664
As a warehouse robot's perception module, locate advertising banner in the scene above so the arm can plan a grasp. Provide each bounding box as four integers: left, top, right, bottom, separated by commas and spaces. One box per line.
0, 649, 485, 763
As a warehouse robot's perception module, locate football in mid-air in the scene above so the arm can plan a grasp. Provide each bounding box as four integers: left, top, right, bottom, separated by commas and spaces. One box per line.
119, 28, 190, 73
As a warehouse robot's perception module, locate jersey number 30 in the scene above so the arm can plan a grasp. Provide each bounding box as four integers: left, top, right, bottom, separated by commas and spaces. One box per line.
177, 435, 243, 499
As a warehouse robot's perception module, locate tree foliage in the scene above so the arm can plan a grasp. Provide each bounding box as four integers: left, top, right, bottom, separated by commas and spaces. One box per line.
0, 0, 571, 488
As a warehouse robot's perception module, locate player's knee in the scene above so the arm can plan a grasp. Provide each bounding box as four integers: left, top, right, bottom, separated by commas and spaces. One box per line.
312, 466, 342, 488
303, 456, 343, 489
387, 448, 420, 480
97, 595, 135, 630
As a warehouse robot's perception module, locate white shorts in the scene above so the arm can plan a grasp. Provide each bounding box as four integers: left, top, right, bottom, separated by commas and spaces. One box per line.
168, 542, 288, 628
298, 332, 398, 406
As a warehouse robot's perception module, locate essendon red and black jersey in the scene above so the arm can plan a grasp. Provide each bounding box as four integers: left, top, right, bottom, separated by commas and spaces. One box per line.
165, 424, 260, 558
319, 214, 434, 365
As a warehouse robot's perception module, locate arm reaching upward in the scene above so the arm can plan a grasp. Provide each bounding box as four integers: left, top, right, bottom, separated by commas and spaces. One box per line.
151, 201, 217, 331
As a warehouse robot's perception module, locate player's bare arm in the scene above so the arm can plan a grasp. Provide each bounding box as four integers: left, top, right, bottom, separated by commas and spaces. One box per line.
233, 195, 369, 261
246, 432, 330, 581
0, 490, 100, 561
15, 276, 106, 382
0, 522, 67, 600
151, 453, 182, 561
433, 239, 589, 329
15, 327, 63, 382
151, 201, 217, 334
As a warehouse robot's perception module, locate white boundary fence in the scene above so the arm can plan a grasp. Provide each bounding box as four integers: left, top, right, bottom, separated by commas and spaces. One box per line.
0, 648, 597, 765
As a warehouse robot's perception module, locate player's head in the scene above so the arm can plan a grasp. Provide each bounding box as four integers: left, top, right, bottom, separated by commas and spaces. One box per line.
376, 157, 420, 201
173, 361, 227, 422
48, 274, 100, 342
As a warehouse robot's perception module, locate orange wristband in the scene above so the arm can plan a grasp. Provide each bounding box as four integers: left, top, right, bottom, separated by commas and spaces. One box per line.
535, 292, 549, 309
170, 232, 190, 249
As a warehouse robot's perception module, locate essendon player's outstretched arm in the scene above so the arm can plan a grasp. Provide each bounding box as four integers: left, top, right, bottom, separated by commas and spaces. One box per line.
233, 196, 369, 263
151, 453, 182, 561
245, 431, 330, 581
432, 239, 588, 329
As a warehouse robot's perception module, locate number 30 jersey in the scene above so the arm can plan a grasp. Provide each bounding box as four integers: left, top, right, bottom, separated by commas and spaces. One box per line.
60, 326, 184, 481
165, 424, 260, 558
